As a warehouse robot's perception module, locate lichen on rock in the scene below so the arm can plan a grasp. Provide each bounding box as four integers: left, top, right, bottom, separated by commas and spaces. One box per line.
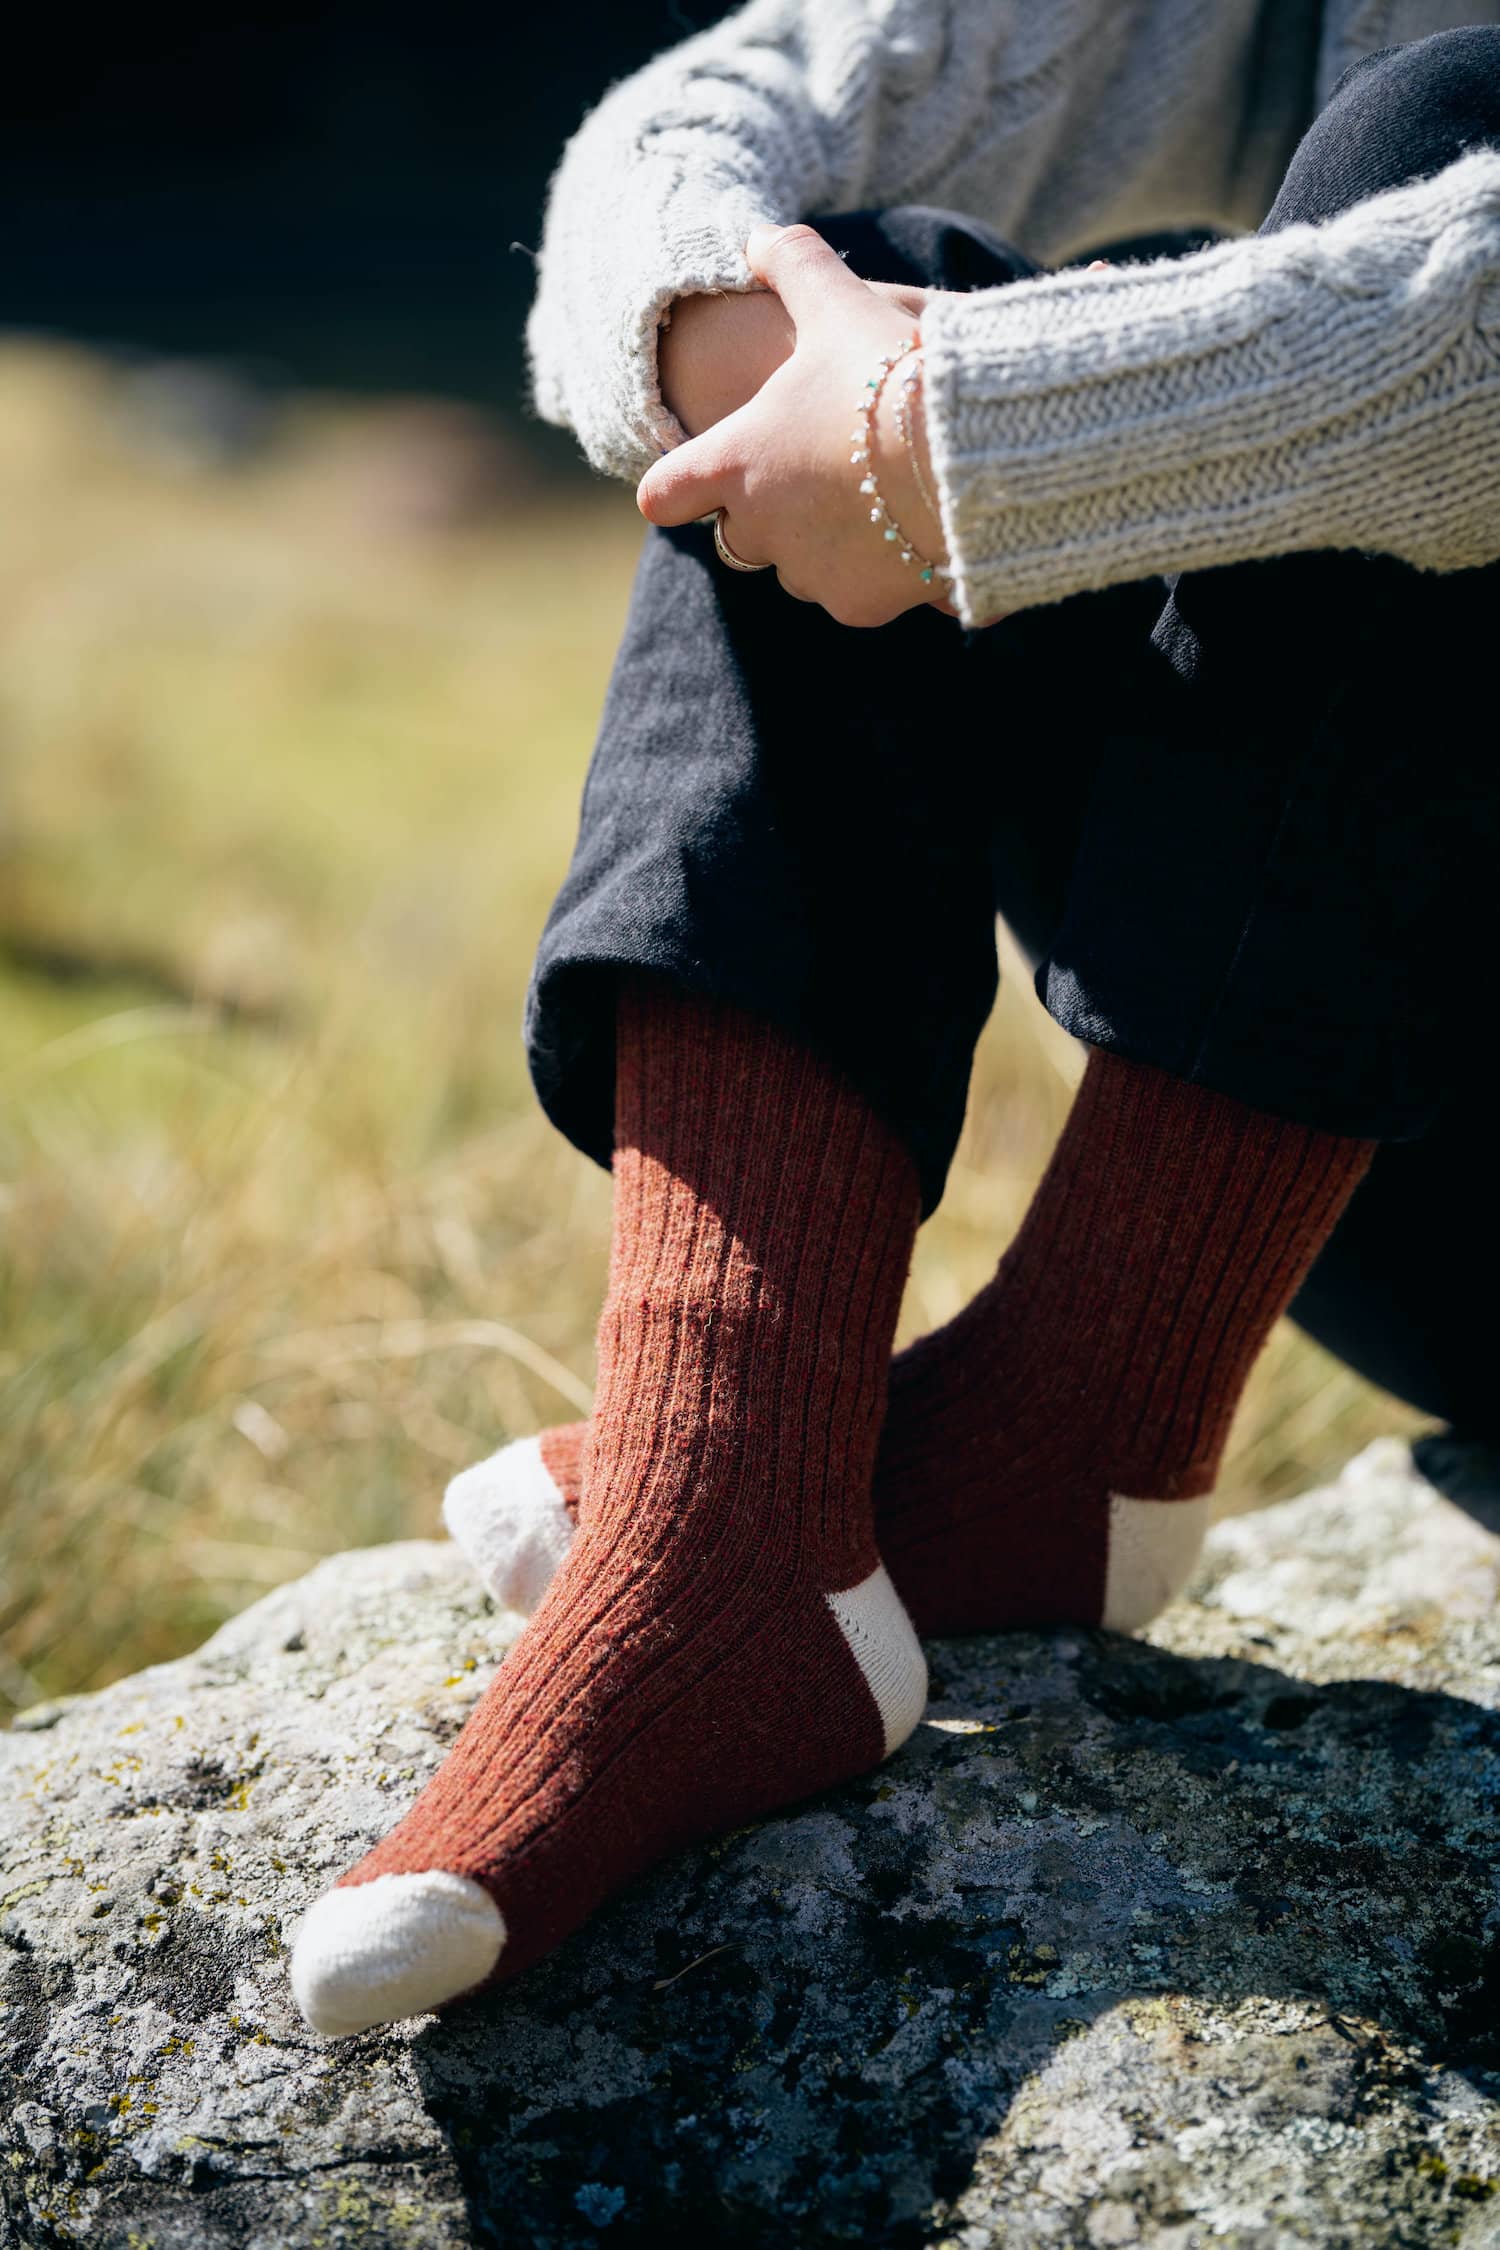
2, 1437, 1497, 2249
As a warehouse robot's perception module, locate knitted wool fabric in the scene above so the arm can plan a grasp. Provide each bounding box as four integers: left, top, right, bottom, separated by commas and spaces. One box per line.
871, 1053, 1375, 1634
446, 1052, 1373, 1638
291, 985, 925, 2035
524, 0, 1500, 624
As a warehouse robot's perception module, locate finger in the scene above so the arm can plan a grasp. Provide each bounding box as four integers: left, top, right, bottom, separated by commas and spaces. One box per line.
710, 512, 773, 570
1086, 258, 1110, 271
636, 421, 739, 527
745, 222, 868, 326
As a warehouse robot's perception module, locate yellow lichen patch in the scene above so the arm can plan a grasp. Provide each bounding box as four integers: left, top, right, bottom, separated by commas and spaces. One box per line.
0, 1877, 55, 1912
1006, 1942, 1059, 1988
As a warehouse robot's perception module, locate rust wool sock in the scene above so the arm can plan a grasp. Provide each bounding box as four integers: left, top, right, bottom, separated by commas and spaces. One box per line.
869, 1051, 1374, 1633
447, 1053, 1372, 1637
292, 981, 925, 2034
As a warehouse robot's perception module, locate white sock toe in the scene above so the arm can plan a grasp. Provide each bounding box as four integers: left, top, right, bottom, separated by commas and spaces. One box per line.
290, 1870, 505, 2037
443, 1436, 577, 1614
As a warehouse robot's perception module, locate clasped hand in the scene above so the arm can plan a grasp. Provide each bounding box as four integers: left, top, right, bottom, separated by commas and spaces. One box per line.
636, 225, 955, 630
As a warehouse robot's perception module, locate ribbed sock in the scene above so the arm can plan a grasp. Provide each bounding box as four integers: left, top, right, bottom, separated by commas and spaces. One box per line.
447, 1050, 1373, 1637
292, 983, 925, 2033
873, 1050, 1374, 1631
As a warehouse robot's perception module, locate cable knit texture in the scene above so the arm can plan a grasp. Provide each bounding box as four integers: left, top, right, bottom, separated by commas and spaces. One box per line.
922, 152, 1500, 618
526, 0, 1500, 621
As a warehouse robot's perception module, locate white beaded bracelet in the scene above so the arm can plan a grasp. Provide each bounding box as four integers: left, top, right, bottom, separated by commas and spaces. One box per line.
849, 337, 948, 586
892, 357, 945, 550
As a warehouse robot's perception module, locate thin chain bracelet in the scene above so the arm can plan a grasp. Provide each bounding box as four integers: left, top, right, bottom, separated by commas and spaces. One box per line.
849, 338, 948, 586
892, 354, 945, 551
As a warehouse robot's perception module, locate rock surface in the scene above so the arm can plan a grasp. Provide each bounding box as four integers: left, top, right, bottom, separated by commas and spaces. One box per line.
2, 1436, 1497, 2250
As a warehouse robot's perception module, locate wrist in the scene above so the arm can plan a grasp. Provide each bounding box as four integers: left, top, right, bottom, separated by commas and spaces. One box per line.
659, 289, 796, 437
862, 342, 948, 585
876, 354, 944, 556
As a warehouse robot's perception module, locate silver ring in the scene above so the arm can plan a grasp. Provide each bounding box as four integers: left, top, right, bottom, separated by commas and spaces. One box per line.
712, 509, 770, 573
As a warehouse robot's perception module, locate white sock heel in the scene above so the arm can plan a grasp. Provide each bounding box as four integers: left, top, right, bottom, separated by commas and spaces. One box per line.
443, 1437, 577, 1615
826, 1563, 928, 1756
444, 1449, 1209, 1643
1101, 1493, 1212, 1631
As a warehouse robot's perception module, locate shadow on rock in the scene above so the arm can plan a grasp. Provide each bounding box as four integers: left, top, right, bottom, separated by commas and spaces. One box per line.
410, 1626, 1499, 2249
3, 1441, 1495, 2249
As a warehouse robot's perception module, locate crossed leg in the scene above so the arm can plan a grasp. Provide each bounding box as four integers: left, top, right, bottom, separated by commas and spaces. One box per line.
292, 30, 1500, 2032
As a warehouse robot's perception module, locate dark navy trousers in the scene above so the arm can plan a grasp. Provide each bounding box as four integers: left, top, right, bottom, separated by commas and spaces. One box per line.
529, 29, 1500, 1439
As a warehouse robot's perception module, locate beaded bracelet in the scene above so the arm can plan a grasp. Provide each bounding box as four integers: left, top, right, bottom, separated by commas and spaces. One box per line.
892, 357, 945, 549
850, 338, 947, 585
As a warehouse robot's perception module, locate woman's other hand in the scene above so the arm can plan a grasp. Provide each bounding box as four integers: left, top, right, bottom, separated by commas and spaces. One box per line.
659, 267, 932, 438
658, 289, 794, 436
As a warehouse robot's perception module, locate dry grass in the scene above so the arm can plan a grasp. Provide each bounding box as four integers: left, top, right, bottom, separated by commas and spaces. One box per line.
0, 343, 1424, 1720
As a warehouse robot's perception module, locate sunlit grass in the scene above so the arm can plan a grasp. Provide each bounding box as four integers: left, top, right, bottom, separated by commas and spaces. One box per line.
0, 342, 1424, 1718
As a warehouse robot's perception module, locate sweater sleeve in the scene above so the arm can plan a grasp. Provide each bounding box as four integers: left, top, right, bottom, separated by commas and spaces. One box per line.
921, 149, 1500, 624
524, 0, 866, 482
524, 0, 1279, 484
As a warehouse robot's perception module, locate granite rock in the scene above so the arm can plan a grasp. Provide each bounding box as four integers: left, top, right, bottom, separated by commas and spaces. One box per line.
2, 1436, 1497, 2250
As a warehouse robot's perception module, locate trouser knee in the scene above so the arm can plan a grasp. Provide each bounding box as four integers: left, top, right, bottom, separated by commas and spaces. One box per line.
1268, 25, 1500, 229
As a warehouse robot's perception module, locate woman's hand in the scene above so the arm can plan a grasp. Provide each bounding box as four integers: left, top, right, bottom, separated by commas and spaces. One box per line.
640, 226, 950, 629
658, 269, 932, 439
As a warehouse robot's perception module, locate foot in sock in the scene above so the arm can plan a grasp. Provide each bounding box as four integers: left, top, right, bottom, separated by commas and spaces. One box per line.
291, 986, 925, 2035
445, 1052, 1373, 1639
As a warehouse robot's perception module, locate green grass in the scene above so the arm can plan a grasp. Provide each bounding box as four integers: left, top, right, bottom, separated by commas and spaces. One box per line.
0, 342, 1424, 1719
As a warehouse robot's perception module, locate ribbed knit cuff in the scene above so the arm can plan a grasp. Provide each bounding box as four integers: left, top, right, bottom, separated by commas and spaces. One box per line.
920, 149, 1500, 625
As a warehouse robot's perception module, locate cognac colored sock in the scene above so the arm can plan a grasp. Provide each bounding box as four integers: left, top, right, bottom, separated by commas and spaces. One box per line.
447, 1052, 1373, 1637
292, 983, 925, 2033
872, 1051, 1374, 1633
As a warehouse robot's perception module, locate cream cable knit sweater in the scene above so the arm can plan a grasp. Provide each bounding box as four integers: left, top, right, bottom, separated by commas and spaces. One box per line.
526, 0, 1500, 624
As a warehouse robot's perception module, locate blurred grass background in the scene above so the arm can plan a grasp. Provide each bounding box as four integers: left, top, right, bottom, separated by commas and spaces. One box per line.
0, 340, 1425, 1722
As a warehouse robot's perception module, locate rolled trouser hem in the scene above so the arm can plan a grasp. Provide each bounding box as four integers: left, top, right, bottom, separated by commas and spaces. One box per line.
1040, 960, 1438, 1144
527, 950, 975, 1221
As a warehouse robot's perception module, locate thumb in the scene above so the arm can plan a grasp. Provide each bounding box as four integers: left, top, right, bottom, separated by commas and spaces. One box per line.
637, 414, 742, 528
746, 222, 866, 326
